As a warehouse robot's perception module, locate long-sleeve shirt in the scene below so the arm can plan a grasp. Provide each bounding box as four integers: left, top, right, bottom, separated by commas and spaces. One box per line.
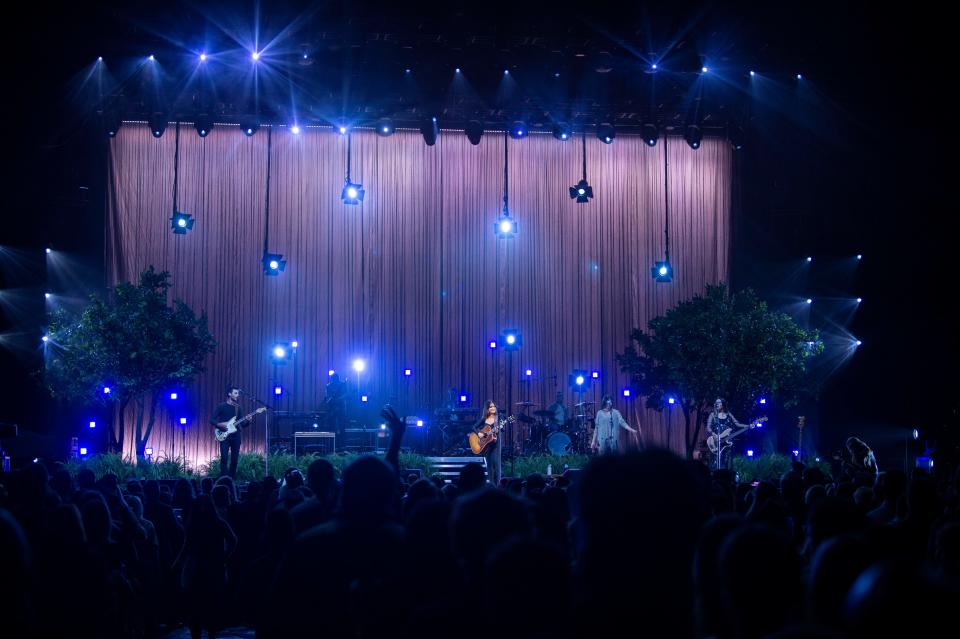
593, 409, 632, 454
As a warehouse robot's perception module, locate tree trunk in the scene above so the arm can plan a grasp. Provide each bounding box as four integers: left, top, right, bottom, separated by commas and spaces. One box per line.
113, 398, 129, 454
683, 405, 694, 459
137, 392, 158, 461
134, 396, 145, 461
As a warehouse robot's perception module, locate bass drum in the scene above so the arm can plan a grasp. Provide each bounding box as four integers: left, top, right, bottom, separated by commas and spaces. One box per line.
546, 431, 572, 456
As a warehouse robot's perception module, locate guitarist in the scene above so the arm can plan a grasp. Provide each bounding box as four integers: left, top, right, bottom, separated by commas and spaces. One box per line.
706, 398, 749, 468
211, 385, 245, 478
471, 400, 502, 485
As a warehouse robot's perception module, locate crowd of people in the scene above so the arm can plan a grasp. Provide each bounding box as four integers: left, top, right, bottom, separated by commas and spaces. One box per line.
1, 408, 959, 638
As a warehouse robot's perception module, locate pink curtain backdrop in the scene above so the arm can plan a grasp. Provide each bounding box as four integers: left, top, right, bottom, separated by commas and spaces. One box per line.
106, 123, 731, 466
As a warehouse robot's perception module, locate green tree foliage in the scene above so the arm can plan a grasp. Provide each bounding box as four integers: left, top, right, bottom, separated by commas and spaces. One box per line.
45, 267, 216, 459
618, 284, 823, 458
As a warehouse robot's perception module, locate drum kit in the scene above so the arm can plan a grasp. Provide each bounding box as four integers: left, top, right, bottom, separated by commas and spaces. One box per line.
519, 401, 594, 455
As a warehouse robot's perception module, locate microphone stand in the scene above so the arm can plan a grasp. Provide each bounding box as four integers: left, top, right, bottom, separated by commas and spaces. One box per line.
242, 390, 271, 478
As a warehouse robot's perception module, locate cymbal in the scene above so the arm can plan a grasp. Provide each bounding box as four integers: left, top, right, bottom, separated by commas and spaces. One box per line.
515, 401, 538, 407
533, 410, 555, 417
574, 401, 595, 407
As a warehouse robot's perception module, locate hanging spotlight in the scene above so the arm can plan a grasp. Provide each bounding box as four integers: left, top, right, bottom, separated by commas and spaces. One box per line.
495, 213, 517, 238
290, 124, 301, 135
642, 123, 659, 147
341, 180, 365, 205
684, 125, 702, 149
262, 252, 286, 276
420, 116, 439, 146
552, 123, 572, 141
508, 121, 527, 139
239, 117, 259, 136
652, 260, 673, 282
652, 137, 673, 282
170, 212, 195, 234
465, 120, 484, 145
570, 179, 593, 203
148, 113, 167, 138
341, 132, 365, 205
597, 123, 615, 144
194, 114, 213, 137
376, 118, 395, 137
495, 131, 518, 237
569, 132, 593, 203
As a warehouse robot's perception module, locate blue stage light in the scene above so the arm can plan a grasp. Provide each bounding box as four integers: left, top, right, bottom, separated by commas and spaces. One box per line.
652, 260, 673, 282
263, 253, 286, 275
171, 212, 195, 234
341, 180, 365, 205
509, 121, 527, 139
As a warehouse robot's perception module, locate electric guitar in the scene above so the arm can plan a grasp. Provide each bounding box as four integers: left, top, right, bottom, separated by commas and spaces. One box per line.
214, 407, 267, 442
706, 417, 768, 453
468, 415, 516, 455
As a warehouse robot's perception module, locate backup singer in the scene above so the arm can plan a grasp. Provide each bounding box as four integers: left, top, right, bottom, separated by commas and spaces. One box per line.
591, 395, 638, 454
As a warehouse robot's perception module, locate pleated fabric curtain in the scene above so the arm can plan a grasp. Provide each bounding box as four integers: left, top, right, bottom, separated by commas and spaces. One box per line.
107, 123, 731, 465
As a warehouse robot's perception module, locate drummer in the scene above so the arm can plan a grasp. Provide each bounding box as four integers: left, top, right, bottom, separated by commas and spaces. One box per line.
546, 391, 567, 431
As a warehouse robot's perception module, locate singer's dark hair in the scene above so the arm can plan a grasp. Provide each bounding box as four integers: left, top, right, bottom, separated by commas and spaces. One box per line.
227, 384, 241, 396
601, 394, 613, 406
